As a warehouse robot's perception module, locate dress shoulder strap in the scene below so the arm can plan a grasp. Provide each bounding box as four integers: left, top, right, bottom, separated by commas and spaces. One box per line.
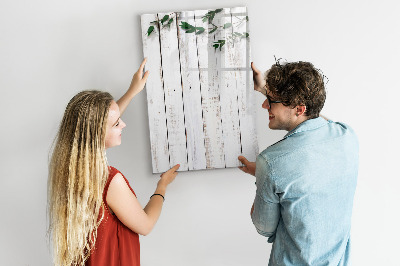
103, 166, 137, 205
103, 166, 119, 204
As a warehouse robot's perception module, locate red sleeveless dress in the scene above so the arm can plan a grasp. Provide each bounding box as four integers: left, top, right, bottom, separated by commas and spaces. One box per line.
86, 166, 140, 266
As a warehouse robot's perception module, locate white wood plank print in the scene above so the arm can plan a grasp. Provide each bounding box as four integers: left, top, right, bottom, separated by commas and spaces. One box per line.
141, 7, 258, 173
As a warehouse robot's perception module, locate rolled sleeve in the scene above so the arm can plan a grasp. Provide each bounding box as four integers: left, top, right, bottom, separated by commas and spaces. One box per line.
251, 155, 280, 242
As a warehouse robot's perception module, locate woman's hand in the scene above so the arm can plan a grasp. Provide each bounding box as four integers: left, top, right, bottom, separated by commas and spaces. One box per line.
128, 58, 150, 96
251, 62, 267, 96
157, 164, 180, 189
238, 156, 256, 176
117, 58, 150, 114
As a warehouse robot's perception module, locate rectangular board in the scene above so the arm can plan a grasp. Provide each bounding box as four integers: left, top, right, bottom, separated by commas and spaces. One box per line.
141, 7, 258, 173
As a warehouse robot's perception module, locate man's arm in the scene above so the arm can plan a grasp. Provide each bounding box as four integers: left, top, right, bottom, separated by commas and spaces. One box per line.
251, 62, 267, 96
251, 193, 280, 240
251, 155, 280, 241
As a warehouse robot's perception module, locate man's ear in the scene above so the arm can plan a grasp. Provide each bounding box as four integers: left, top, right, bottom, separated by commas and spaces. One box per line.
295, 105, 306, 117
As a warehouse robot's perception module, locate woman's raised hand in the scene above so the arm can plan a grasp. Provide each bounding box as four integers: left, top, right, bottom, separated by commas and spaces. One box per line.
116, 58, 150, 114
128, 58, 150, 96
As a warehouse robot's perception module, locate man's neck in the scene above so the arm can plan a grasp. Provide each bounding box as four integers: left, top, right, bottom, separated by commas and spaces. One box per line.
288, 116, 310, 132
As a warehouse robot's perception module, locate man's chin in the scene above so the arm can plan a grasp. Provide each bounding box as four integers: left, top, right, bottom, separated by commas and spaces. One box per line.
268, 120, 275, 129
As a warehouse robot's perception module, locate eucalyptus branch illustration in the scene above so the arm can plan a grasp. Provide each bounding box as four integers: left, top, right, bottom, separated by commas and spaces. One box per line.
202, 8, 223, 24
146, 9, 249, 51
146, 14, 174, 36
179, 21, 205, 35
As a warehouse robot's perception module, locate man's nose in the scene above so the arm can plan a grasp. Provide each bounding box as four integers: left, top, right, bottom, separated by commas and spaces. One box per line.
262, 99, 270, 109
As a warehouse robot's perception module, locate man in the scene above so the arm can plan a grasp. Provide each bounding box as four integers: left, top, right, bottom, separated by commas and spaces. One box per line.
239, 61, 359, 265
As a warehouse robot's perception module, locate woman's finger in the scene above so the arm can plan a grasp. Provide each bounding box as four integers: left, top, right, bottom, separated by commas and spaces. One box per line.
142, 70, 150, 82
168, 164, 180, 173
138, 57, 148, 74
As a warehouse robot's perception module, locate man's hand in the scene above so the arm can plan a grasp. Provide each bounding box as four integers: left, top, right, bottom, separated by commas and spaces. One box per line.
238, 156, 256, 176
251, 62, 267, 96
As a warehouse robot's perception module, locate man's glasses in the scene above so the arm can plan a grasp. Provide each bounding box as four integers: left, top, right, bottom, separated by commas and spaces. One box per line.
266, 94, 282, 108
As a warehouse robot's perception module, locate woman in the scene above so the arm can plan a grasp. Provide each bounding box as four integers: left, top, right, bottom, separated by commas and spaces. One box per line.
48, 58, 179, 266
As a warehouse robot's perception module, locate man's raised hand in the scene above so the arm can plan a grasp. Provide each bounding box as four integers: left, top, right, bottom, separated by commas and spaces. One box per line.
251, 62, 267, 96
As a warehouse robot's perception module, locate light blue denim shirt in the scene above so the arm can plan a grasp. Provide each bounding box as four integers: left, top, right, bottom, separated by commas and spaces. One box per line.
252, 117, 359, 266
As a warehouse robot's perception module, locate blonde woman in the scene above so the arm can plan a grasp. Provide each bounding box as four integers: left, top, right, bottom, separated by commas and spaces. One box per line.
48, 58, 180, 266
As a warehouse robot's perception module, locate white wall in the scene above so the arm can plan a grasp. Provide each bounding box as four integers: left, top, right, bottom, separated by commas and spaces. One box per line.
1, 0, 399, 265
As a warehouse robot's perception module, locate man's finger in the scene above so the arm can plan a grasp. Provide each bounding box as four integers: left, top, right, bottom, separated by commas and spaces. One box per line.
251, 62, 260, 74
238, 166, 249, 174
238, 156, 250, 165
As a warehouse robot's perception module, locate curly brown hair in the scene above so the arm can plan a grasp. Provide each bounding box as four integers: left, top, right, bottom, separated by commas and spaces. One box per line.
266, 60, 327, 118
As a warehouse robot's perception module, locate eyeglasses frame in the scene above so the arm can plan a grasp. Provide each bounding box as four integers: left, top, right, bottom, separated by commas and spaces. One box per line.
266, 94, 282, 108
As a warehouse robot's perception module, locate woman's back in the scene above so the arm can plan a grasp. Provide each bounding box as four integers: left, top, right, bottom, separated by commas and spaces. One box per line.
86, 166, 140, 266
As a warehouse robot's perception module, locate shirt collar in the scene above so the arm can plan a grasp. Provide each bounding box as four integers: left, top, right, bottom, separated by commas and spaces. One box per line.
284, 117, 328, 139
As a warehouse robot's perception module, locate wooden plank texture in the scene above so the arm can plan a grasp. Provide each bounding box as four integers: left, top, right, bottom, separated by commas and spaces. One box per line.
231, 6, 259, 162
220, 8, 242, 167
176, 11, 207, 170
140, 14, 170, 173
195, 9, 225, 169
158, 12, 189, 171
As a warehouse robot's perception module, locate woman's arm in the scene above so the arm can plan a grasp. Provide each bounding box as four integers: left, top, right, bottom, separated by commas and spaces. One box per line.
106, 164, 180, 236
117, 58, 150, 115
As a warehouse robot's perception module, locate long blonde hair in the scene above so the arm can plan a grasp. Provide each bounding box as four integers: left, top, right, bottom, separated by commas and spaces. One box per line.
48, 90, 113, 265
